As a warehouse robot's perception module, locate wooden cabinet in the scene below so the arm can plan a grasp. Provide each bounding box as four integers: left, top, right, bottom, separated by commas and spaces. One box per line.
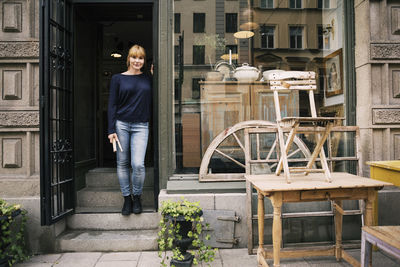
200, 81, 298, 155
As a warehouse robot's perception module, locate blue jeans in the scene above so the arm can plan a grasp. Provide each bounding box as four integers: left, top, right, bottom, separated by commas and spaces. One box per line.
115, 120, 149, 196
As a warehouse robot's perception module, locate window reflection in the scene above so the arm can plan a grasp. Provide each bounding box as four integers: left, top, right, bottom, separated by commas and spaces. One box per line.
174, 0, 347, 173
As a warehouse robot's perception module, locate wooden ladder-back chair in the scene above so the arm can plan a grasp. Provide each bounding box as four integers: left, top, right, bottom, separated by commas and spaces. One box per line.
265, 71, 344, 183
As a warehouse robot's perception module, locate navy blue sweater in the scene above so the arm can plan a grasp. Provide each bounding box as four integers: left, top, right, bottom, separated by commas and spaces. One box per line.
107, 73, 152, 134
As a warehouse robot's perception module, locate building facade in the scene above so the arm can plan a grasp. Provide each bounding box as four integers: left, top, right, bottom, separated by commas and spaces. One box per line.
0, 0, 399, 253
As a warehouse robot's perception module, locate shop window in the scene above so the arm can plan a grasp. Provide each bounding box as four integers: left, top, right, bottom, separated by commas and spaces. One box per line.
289, 0, 302, 9
173, 0, 351, 175
193, 13, 205, 33
289, 26, 303, 49
260, 0, 273, 8
192, 78, 203, 99
260, 25, 275, 48
175, 13, 181, 33
318, 0, 330, 9
192, 45, 205, 65
226, 13, 237, 33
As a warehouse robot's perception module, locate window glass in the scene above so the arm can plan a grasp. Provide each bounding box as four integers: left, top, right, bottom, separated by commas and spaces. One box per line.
260, 25, 275, 48
289, 26, 303, 49
193, 13, 206, 33
260, 0, 273, 9
174, 13, 181, 33
290, 0, 302, 9
318, 0, 330, 9
192, 45, 205, 64
192, 78, 203, 99
226, 13, 238, 33
174, 0, 349, 174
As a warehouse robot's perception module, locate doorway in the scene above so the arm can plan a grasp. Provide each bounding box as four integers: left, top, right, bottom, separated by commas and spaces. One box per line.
73, 3, 156, 210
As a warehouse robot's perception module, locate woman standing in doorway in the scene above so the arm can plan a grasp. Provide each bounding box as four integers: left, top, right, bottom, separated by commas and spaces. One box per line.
107, 45, 152, 215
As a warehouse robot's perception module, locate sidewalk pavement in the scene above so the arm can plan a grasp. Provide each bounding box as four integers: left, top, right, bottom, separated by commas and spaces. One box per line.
14, 248, 400, 267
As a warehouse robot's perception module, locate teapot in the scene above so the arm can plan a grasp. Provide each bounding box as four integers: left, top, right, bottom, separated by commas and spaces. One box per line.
233, 63, 260, 82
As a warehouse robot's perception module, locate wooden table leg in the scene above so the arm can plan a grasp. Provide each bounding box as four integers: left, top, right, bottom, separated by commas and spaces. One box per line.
257, 192, 268, 266
333, 200, 343, 261
271, 192, 283, 267
363, 189, 377, 267
364, 189, 377, 227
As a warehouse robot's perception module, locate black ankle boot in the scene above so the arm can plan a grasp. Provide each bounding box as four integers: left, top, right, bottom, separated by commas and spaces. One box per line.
132, 195, 142, 214
122, 196, 132, 216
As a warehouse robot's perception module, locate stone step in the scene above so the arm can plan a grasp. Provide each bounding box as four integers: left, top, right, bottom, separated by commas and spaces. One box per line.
56, 229, 158, 252
67, 212, 160, 230
75, 206, 157, 213
76, 187, 154, 208
86, 168, 154, 188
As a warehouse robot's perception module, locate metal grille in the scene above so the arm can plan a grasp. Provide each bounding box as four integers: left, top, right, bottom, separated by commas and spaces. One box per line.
40, 0, 74, 225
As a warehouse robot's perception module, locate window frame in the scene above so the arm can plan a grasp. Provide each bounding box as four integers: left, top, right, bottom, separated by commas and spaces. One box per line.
289, 0, 302, 9
260, 0, 274, 9
174, 13, 181, 33
192, 45, 205, 65
260, 25, 275, 49
225, 13, 238, 33
317, 0, 330, 9
191, 78, 203, 100
289, 25, 304, 49
193, 13, 206, 33
317, 25, 330, 50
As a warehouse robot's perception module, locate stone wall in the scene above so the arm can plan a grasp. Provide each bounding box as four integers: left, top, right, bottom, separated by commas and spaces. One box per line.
0, 0, 62, 253
355, 0, 400, 225
0, 0, 39, 192
355, 0, 400, 174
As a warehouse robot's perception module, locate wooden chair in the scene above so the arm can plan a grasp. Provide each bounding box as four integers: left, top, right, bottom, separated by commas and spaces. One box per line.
265, 71, 343, 183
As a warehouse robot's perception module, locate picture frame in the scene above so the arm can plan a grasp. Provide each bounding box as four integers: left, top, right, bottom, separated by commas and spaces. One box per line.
323, 48, 343, 97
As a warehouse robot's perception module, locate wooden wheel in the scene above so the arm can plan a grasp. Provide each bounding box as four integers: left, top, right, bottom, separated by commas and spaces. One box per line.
199, 120, 311, 182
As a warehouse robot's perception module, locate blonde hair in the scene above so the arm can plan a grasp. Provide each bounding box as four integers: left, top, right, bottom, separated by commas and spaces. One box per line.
126, 45, 146, 68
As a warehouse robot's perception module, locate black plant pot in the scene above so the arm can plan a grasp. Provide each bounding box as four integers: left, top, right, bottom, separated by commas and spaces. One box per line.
166, 210, 203, 267
0, 256, 10, 267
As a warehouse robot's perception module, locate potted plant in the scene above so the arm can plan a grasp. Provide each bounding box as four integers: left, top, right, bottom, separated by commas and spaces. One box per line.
0, 199, 28, 267
157, 198, 217, 267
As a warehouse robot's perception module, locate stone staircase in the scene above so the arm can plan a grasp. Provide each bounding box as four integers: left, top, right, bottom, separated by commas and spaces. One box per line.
56, 168, 160, 252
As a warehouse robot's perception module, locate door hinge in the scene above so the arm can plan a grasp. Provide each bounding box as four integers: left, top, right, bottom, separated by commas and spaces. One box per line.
217, 215, 241, 223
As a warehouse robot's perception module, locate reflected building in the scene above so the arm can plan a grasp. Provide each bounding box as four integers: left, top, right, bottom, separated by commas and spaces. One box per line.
174, 0, 346, 170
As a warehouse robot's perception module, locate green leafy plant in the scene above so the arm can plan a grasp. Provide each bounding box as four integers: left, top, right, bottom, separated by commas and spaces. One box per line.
194, 34, 226, 69
0, 199, 29, 266
157, 198, 217, 267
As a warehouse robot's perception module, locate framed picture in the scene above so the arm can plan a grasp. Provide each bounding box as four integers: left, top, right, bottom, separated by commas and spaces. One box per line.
324, 48, 343, 97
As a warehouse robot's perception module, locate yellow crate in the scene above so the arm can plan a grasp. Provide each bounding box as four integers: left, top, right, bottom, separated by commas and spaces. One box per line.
367, 160, 400, 226
367, 161, 400, 187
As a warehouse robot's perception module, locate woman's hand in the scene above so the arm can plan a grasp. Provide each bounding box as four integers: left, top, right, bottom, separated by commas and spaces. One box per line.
150, 64, 154, 75
108, 133, 118, 143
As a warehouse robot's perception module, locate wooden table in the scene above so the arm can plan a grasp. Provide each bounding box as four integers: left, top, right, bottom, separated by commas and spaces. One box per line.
246, 172, 392, 267
361, 226, 400, 267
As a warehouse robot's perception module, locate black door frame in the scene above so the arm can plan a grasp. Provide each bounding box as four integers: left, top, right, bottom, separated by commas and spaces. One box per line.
40, 0, 75, 225
40, 0, 160, 225
72, 0, 160, 212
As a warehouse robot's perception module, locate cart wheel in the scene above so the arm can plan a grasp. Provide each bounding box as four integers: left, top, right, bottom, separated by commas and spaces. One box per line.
199, 120, 311, 181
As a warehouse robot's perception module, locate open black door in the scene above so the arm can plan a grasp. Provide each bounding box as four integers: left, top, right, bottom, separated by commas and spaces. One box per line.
40, 0, 74, 225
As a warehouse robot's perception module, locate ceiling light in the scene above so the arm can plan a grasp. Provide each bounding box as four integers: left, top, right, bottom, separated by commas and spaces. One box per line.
220, 53, 238, 60
234, 31, 254, 39
240, 22, 259, 31
111, 52, 122, 58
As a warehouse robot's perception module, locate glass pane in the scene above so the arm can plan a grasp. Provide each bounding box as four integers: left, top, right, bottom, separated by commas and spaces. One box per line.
173, 0, 348, 174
